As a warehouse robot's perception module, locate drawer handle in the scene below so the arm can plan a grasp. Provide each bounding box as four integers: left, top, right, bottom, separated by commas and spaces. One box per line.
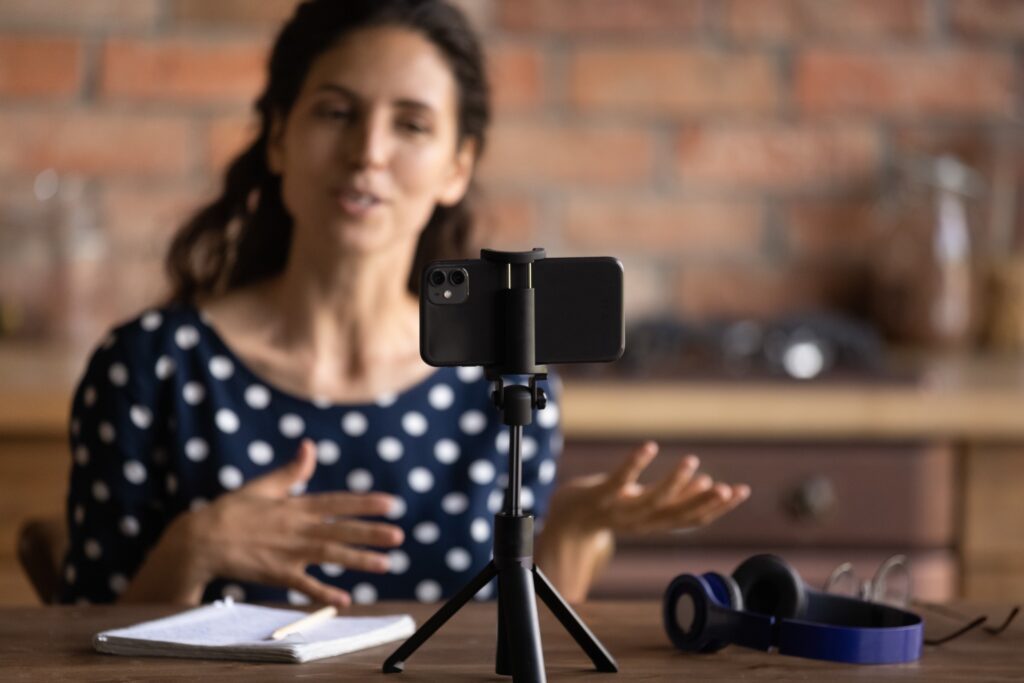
781, 475, 837, 522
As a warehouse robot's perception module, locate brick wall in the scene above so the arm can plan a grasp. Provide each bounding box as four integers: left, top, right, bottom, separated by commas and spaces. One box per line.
0, 0, 1021, 346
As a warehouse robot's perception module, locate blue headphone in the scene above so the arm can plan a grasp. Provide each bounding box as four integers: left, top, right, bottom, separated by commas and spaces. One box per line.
663, 554, 923, 664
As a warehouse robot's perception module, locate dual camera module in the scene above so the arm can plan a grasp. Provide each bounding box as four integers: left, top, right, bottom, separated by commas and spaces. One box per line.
426, 267, 469, 305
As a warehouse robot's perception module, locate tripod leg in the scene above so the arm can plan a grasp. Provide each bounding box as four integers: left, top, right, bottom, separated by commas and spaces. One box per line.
383, 561, 498, 673
498, 564, 546, 683
496, 576, 510, 675
533, 566, 618, 673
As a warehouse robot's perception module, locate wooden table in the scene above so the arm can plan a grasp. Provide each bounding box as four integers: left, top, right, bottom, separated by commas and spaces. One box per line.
1, 601, 1021, 681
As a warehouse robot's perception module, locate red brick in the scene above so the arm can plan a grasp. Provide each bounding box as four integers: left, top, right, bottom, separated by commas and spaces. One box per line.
951, 0, 1024, 39
100, 38, 268, 105
0, 111, 190, 176
724, 0, 929, 41
796, 49, 1016, 117
481, 122, 654, 186
0, 0, 160, 31
99, 183, 209, 255
489, 43, 544, 111
498, 0, 702, 34
0, 36, 80, 98
565, 196, 763, 253
674, 124, 880, 190
570, 47, 779, 115
674, 263, 848, 318
206, 114, 260, 173
170, 0, 298, 28
476, 193, 539, 248
784, 199, 878, 259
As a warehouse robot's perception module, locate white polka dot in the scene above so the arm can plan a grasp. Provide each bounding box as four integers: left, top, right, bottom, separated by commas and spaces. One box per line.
182, 381, 205, 405
388, 549, 410, 575
118, 515, 140, 537
108, 362, 128, 387
346, 468, 373, 492
74, 445, 89, 466
141, 311, 162, 331
98, 422, 116, 444
488, 489, 505, 513
441, 492, 469, 515
123, 460, 147, 485
459, 410, 487, 435
175, 325, 200, 350
386, 497, 407, 520
475, 581, 494, 601
289, 480, 307, 496
287, 589, 311, 606
215, 408, 240, 434
244, 384, 271, 409
155, 355, 175, 380
219, 465, 244, 490
209, 356, 234, 380
434, 439, 460, 465
446, 547, 472, 572
416, 580, 442, 603
321, 563, 344, 577
341, 411, 368, 436
185, 437, 209, 462
537, 403, 559, 429
65, 563, 76, 585
83, 385, 97, 407
70, 419, 80, 437
317, 440, 340, 465
469, 459, 496, 485
84, 538, 102, 560
428, 383, 455, 410
521, 487, 535, 510
166, 473, 178, 495
538, 459, 556, 485
413, 521, 440, 544
222, 583, 246, 601
129, 405, 152, 430
279, 413, 305, 439
92, 480, 110, 502
456, 366, 483, 383
73, 505, 85, 525
377, 437, 403, 462
522, 436, 538, 460
248, 440, 273, 466
376, 392, 397, 407
190, 497, 209, 511
471, 517, 491, 543
108, 573, 129, 595
495, 431, 510, 454
352, 583, 377, 605
102, 333, 116, 349
402, 411, 429, 437
312, 396, 332, 409
408, 467, 434, 493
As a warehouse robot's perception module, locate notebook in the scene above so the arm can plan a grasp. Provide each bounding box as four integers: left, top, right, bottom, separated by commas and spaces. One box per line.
93, 598, 416, 664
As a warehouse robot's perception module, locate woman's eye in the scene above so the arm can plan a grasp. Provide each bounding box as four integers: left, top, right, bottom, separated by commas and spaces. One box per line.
315, 106, 352, 121
399, 120, 430, 134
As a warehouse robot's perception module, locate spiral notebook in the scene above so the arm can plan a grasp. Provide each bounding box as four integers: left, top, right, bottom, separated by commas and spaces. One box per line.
93, 599, 416, 664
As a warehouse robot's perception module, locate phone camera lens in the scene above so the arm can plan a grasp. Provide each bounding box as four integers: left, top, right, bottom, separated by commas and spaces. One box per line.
429, 270, 446, 286
449, 270, 466, 286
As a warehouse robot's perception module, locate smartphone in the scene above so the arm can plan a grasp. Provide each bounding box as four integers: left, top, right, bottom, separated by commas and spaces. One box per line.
420, 255, 624, 367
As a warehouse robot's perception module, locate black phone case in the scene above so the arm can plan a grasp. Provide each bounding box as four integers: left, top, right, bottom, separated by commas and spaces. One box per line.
420, 256, 624, 367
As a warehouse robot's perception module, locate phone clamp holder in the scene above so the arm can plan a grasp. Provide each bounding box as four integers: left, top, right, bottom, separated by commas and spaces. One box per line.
383, 249, 618, 681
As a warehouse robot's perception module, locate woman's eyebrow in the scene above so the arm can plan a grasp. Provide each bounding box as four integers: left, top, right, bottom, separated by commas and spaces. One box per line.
313, 83, 436, 113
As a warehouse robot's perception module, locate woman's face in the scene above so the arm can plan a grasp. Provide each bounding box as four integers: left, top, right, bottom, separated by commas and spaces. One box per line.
268, 25, 475, 256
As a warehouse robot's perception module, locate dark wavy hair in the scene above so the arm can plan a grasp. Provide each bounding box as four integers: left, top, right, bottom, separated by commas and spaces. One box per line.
166, 0, 490, 303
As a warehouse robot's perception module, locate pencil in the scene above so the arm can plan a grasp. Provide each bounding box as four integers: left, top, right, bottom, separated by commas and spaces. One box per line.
268, 605, 339, 641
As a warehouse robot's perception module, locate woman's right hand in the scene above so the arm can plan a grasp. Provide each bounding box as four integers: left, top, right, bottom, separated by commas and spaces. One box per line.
125, 439, 402, 607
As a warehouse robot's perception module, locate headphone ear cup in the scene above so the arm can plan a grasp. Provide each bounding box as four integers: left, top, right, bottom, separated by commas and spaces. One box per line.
663, 574, 736, 654
703, 572, 743, 611
732, 554, 807, 619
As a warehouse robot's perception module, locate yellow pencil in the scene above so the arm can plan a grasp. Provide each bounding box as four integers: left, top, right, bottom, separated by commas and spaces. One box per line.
269, 605, 339, 641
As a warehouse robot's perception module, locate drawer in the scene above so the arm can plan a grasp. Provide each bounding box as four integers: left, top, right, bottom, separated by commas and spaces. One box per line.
558, 440, 955, 548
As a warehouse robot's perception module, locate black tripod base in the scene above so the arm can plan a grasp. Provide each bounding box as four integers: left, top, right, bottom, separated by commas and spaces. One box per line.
382, 545, 617, 681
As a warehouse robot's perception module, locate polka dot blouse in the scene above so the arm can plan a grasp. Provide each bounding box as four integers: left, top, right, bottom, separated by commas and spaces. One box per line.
59, 305, 562, 606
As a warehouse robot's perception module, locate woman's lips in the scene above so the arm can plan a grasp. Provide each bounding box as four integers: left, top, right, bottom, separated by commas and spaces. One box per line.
336, 189, 383, 217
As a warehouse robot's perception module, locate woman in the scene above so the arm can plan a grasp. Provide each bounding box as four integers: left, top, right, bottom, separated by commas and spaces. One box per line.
60, 0, 749, 608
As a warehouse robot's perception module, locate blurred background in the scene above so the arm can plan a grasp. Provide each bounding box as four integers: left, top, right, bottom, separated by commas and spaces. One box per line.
2, 0, 1023, 609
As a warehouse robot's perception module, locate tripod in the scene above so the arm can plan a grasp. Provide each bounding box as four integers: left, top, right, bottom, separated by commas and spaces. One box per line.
383, 250, 618, 682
